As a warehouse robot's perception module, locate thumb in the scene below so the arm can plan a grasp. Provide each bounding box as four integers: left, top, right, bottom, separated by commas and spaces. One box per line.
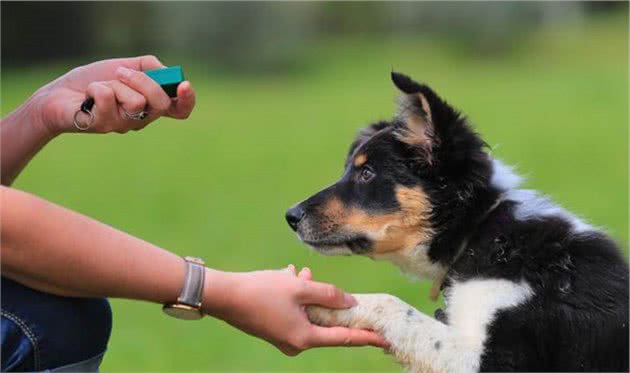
308, 326, 389, 348
119, 55, 166, 72
298, 281, 357, 309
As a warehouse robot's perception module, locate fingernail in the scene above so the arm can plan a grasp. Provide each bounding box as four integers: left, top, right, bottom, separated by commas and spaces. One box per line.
298, 267, 310, 278
117, 67, 132, 80
180, 82, 192, 96
344, 293, 357, 307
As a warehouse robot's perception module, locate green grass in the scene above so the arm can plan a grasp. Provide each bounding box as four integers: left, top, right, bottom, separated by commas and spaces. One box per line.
1, 14, 627, 372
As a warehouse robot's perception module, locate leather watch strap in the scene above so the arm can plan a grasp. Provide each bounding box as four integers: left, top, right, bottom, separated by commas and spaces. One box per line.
178, 257, 205, 307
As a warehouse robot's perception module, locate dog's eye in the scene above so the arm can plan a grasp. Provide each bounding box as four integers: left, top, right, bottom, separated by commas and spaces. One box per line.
359, 166, 375, 183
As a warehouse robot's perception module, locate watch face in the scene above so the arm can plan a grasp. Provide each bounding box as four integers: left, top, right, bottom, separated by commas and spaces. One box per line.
163, 304, 204, 320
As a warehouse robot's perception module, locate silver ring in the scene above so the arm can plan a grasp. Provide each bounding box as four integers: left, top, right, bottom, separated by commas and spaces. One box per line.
122, 108, 148, 121
73, 110, 95, 131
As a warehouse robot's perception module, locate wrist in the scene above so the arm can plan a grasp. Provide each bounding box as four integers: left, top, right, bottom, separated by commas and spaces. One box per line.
2, 91, 58, 146
11, 87, 63, 140
201, 269, 240, 318
33, 86, 66, 137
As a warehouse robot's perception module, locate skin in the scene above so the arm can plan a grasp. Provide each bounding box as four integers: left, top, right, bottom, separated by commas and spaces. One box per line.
0, 55, 386, 357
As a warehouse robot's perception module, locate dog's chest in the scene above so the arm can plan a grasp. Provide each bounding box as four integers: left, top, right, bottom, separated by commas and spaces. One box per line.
442, 279, 533, 354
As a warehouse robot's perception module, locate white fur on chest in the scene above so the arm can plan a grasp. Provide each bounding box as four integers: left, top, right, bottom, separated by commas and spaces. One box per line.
372, 244, 446, 280
445, 279, 533, 354
307, 278, 534, 373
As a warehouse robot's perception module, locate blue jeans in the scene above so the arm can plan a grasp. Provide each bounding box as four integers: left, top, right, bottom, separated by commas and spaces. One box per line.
1, 277, 112, 372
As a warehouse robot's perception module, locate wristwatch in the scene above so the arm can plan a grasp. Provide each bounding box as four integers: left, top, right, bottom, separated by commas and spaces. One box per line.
162, 256, 206, 320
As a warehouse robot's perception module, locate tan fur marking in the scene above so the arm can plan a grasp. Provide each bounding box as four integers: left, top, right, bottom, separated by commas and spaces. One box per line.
372, 186, 433, 253
395, 114, 430, 147
418, 93, 433, 124
395, 93, 436, 164
321, 187, 433, 254
353, 153, 368, 167
321, 197, 346, 218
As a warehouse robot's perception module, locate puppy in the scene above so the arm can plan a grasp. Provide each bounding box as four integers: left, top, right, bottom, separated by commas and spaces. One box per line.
286, 72, 629, 372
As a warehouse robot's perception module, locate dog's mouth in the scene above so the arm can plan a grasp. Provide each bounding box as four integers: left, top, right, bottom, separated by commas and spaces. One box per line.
301, 235, 372, 255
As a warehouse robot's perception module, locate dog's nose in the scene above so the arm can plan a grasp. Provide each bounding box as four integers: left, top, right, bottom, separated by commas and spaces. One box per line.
285, 206, 305, 231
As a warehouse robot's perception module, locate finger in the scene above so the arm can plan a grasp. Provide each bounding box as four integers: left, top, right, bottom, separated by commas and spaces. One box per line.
116, 66, 171, 116
120, 55, 166, 72
167, 81, 196, 119
285, 264, 296, 275
298, 267, 312, 281
308, 326, 389, 348
86, 82, 117, 132
297, 268, 311, 313
102, 80, 147, 114
297, 281, 357, 309
277, 343, 300, 357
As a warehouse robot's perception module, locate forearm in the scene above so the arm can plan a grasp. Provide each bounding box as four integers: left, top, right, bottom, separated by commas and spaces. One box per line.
0, 185, 230, 307
0, 90, 57, 185
0, 186, 386, 353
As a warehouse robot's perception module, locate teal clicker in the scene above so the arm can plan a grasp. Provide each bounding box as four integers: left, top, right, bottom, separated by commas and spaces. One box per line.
144, 66, 185, 98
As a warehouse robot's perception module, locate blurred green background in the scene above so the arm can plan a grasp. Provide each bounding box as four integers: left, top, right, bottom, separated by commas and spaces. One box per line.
1, 2, 628, 371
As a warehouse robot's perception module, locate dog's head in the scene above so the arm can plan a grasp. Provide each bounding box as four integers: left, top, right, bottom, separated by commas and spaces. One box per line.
286, 72, 493, 273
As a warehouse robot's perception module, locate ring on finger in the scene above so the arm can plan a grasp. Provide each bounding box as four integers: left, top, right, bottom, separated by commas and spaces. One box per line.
73, 109, 95, 131
122, 108, 149, 121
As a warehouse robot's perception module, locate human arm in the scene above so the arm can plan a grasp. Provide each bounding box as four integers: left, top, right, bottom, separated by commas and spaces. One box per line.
0, 185, 386, 354
0, 55, 196, 185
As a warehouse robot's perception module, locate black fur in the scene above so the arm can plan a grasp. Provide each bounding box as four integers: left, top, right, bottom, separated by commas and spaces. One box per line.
390, 73, 499, 265
448, 202, 629, 371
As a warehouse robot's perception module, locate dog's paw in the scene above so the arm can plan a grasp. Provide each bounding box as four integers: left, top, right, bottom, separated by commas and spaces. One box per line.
306, 293, 408, 330
306, 305, 341, 326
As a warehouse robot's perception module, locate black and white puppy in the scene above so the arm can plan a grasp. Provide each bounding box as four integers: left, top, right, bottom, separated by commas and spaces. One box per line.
286, 72, 629, 372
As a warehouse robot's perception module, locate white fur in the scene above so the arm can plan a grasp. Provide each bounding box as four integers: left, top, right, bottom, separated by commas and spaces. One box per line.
372, 244, 446, 280
309, 245, 353, 256
308, 279, 533, 373
504, 189, 592, 233
490, 159, 523, 191
444, 279, 533, 356
491, 158, 593, 233
302, 240, 353, 256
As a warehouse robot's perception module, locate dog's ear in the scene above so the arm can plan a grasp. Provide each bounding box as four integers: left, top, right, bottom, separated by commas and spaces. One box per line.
391, 72, 456, 165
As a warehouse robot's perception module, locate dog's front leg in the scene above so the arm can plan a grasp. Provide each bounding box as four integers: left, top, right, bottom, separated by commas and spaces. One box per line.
307, 294, 479, 373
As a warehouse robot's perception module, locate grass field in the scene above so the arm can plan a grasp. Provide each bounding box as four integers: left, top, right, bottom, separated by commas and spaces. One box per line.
1, 13, 628, 372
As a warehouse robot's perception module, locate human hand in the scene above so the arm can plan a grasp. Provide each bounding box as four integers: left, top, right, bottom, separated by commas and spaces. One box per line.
203, 266, 388, 356
32, 55, 195, 135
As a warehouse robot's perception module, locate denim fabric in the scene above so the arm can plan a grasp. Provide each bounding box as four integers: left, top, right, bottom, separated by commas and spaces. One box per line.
1, 277, 112, 372
49, 352, 106, 372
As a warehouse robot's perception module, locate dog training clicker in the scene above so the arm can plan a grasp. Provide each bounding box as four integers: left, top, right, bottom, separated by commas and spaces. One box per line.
78, 65, 184, 116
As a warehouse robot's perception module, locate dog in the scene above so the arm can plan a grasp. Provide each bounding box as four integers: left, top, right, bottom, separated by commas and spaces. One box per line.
285, 72, 629, 372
